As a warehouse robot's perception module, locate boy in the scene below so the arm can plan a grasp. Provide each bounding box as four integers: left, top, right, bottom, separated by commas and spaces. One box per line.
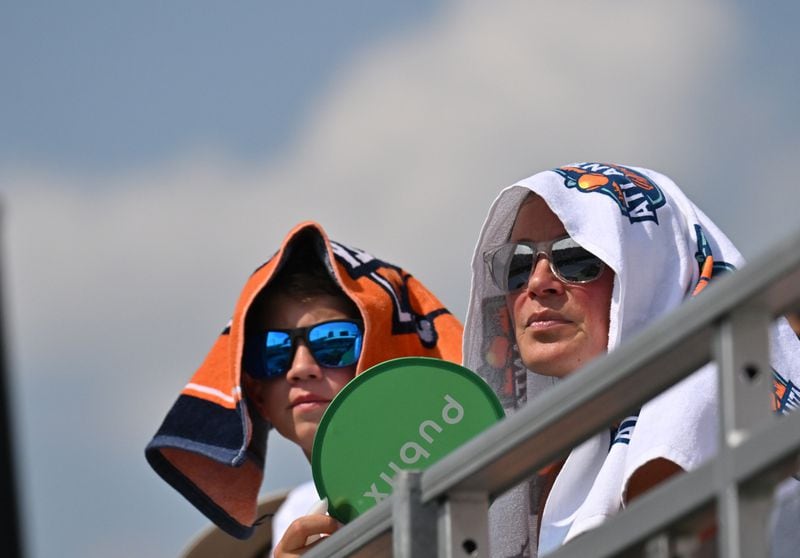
146, 221, 463, 552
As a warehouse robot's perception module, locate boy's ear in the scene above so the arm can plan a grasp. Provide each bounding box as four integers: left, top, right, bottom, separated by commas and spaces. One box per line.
242, 375, 271, 421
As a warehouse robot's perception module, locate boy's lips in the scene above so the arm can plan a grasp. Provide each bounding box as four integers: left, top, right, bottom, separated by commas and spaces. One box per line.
289, 393, 331, 409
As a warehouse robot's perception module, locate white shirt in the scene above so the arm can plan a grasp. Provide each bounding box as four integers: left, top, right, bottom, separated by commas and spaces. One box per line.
269, 481, 320, 557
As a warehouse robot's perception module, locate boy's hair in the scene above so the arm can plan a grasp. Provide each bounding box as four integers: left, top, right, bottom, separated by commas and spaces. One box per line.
270, 254, 346, 303
247, 234, 360, 328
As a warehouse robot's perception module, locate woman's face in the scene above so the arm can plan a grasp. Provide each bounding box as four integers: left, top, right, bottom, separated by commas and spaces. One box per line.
505, 194, 614, 377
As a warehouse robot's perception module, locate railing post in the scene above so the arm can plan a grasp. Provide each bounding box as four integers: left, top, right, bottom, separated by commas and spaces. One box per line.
714, 304, 774, 558
437, 490, 489, 558
393, 470, 437, 558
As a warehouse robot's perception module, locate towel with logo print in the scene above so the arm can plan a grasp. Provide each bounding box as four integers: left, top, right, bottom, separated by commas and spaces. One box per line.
145, 221, 463, 539
463, 163, 800, 556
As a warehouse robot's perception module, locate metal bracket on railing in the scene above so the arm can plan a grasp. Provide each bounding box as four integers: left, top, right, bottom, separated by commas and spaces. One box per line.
393, 470, 437, 558
716, 303, 774, 443
714, 303, 774, 558
437, 490, 489, 558
643, 533, 670, 558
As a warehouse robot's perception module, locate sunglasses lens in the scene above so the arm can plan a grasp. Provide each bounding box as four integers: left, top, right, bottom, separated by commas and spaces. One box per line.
308, 321, 363, 368
262, 331, 293, 377
551, 238, 604, 282
504, 245, 536, 292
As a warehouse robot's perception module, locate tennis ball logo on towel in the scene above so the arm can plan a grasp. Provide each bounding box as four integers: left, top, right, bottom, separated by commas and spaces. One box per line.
555, 162, 666, 224
362, 394, 464, 505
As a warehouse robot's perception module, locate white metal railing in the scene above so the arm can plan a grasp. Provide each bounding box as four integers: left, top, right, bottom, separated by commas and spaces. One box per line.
305, 227, 800, 558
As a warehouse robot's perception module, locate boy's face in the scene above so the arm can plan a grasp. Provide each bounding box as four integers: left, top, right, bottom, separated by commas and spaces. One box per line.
246, 293, 359, 458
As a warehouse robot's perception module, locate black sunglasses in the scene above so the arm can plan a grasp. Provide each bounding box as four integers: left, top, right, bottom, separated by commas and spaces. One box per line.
483, 235, 605, 292
244, 319, 364, 379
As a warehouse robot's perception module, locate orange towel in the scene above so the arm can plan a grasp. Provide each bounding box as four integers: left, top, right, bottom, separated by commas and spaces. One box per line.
145, 221, 463, 538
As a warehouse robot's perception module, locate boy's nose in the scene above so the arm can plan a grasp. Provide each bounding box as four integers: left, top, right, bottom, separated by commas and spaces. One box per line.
285, 342, 323, 382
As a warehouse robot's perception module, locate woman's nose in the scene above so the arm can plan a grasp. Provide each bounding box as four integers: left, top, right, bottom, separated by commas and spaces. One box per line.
525, 256, 565, 297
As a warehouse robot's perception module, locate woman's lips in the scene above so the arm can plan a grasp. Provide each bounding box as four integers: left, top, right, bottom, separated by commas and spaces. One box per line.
525, 312, 571, 330
526, 319, 569, 330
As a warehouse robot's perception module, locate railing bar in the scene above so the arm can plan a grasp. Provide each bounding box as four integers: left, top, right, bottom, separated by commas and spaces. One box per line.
547, 413, 800, 558
422, 308, 717, 501
307, 227, 800, 557
303, 501, 392, 558
545, 468, 716, 558
422, 328, 712, 501
541, 408, 800, 558
728, 412, 800, 486
422, 229, 800, 502
695, 229, 800, 319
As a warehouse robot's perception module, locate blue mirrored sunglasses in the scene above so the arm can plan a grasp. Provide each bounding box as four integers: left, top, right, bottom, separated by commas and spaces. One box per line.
244, 319, 364, 379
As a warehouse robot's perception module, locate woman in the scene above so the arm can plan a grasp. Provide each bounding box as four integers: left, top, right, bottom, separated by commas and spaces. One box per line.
463, 162, 800, 556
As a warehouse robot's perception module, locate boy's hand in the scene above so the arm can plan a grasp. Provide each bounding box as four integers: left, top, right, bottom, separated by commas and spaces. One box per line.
273, 514, 342, 557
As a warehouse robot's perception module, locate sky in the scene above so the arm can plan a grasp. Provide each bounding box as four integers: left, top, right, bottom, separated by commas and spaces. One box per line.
2, 1, 799, 557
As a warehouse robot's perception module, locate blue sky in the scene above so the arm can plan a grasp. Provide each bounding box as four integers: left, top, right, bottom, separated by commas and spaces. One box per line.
2, 1, 439, 172
2, 2, 799, 557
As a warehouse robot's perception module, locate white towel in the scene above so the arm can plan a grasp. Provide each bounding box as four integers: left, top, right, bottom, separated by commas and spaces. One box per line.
463, 162, 800, 557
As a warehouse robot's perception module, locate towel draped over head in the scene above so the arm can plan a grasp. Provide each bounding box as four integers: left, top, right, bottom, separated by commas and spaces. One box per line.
146, 221, 463, 539
463, 163, 800, 556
